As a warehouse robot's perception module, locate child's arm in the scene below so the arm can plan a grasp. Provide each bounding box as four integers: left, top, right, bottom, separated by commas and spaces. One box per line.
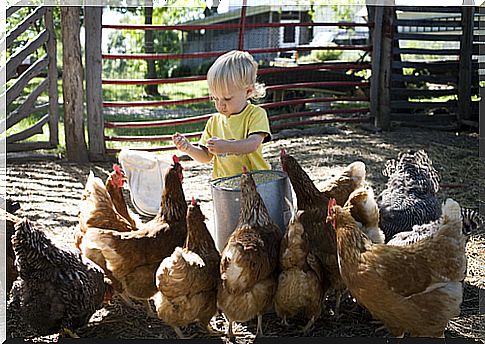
172, 133, 213, 163
206, 133, 265, 155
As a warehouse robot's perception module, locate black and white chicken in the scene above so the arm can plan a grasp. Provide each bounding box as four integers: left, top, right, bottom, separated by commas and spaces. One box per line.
377, 150, 441, 242
8, 218, 109, 338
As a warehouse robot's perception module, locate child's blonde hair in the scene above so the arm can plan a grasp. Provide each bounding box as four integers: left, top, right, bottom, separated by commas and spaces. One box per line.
207, 50, 266, 100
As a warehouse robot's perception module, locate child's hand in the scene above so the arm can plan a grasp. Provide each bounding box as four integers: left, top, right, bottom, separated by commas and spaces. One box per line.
206, 136, 229, 154
172, 133, 190, 153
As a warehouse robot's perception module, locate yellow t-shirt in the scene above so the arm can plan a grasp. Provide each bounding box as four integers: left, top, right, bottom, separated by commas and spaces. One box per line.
199, 103, 272, 180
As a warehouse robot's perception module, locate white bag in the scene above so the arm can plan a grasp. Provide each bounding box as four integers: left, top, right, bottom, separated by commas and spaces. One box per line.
118, 149, 171, 216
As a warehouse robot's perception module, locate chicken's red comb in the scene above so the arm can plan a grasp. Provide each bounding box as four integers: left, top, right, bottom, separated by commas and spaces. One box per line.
328, 198, 337, 212
172, 155, 180, 164
280, 148, 286, 156
191, 196, 196, 205
242, 165, 248, 174
113, 164, 122, 174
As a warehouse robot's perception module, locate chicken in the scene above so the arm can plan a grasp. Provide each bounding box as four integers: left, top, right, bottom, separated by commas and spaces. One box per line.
327, 197, 467, 337
2, 208, 21, 294
320, 161, 367, 206
274, 203, 327, 333
377, 150, 441, 242
279, 149, 347, 315
76, 167, 136, 250
105, 164, 138, 229
344, 186, 385, 244
8, 218, 108, 337
217, 168, 282, 337
387, 207, 483, 246
79, 155, 187, 308
153, 198, 220, 338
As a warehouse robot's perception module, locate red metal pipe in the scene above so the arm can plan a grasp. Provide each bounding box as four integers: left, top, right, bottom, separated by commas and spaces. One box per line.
107, 145, 179, 153
271, 116, 370, 130
269, 108, 370, 121
238, 0, 247, 50
103, 96, 210, 108
105, 131, 202, 142
261, 96, 369, 109
102, 22, 374, 31
265, 81, 370, 91
102, 63, 372, 85
102, 45, 371, 60
105, 113, 213, 129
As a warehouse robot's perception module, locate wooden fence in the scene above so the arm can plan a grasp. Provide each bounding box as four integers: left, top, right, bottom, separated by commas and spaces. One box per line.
4, 5, 481, 159
88, 6, 373, 156
3, 6, 59, 152
372, 6, 481, 130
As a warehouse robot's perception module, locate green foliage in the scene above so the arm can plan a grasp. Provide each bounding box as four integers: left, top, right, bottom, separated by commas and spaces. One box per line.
298, 49, 343, 63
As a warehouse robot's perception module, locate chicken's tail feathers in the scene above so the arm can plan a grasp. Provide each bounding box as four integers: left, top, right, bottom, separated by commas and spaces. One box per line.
442, 198, 462, 226
346, 161, 366, 185
12, 218, 65, 276
461, 207, 484, 235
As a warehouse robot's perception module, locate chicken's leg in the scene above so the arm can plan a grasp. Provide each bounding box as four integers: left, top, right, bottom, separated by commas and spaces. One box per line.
62, 328, 80, 338
256, 313, 264, 337
280, 315, 289, 327
226, 320, 235, 338
302, 315, 316, 335
172, 326, 197, 339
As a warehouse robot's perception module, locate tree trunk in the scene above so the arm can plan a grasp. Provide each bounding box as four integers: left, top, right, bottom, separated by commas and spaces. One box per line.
60, 7, 89, 162
145, 0, 159, 96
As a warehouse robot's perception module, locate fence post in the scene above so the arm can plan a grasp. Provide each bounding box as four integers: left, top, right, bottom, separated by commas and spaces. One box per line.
45, 7, 59, 147
238, 0, 247, 50
372, 5, 394, 130
458, 5, 474, 123
85, 6, 105, 161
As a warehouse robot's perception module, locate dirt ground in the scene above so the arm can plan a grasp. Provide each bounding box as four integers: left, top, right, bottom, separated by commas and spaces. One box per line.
4, 124, 484, 342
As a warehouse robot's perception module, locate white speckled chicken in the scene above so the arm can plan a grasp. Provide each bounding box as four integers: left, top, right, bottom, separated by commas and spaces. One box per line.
9, 218, 108, 337
377, 150, 441, 242
217, 168, 282, 337
153, 198, 220, 338
387, 207, 483, 246
327, 197, 467, 337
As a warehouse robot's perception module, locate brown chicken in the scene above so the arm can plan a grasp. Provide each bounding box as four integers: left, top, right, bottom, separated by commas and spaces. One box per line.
344, 186, 385, 244
320, 161, 367, 206
105, 164, 138, 229
217, 168, 282, 337
76, 167, 136, 250
153, 198, 220, 338
327, 197, 467, 338
79, 156, 187, 308
279, 149, 346, 316
274, 204, 327, 333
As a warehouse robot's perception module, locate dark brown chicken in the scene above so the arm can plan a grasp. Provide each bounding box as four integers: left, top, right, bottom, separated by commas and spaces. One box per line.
327, 197, 466, 338
8, 218, 108, 337
79, 156, 187, 307
153, 198, 220, 338
274, 205, 327, 333
217, 168, 282, 337
2, 208, 20, 293
279, 149, 345, 315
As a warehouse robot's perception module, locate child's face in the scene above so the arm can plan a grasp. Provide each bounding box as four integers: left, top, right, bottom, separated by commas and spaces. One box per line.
211, 84, 251, 117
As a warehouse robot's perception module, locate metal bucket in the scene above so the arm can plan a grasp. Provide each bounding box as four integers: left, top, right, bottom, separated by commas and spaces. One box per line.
210, 170, 293, 252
